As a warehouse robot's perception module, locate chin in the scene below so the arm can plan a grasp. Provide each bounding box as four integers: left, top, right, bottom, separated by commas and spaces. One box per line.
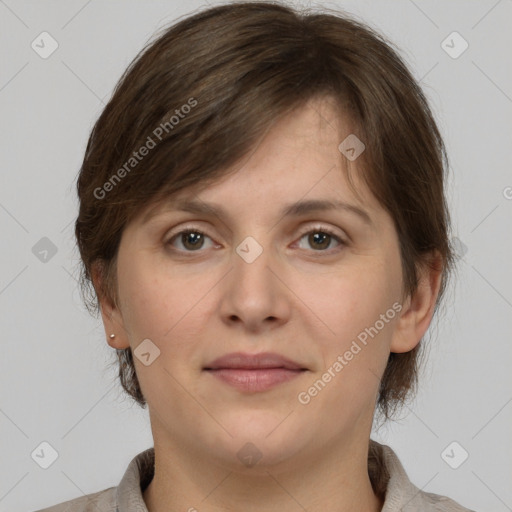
205, 410, 309, 471
213, 438, 304, 474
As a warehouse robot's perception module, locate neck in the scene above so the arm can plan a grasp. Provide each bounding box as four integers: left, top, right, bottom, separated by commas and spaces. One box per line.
143, 426, 383, 512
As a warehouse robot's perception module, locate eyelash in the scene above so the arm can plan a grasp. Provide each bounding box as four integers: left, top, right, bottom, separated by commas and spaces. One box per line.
165, 224, 347, 256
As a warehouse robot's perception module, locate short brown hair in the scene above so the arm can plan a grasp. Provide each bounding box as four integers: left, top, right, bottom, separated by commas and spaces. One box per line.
75, 1, 455, 421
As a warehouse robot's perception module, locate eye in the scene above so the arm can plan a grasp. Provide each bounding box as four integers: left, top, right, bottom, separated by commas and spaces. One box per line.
166, 227, 216, 252
166, 225, 346, 254
295, 226, 346, 253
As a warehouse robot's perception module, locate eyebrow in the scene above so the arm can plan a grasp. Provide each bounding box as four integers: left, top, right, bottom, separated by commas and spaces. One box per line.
145, 198, 373, 226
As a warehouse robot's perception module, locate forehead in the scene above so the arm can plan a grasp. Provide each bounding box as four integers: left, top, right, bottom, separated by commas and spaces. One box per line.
138, 95, 385, 227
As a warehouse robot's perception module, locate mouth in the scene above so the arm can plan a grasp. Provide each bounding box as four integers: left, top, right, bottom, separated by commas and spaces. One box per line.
203, 352, 308, 392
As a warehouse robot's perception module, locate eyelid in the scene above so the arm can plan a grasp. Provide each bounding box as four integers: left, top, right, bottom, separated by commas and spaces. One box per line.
295, 223, 348, 243
165, 223, 214, 241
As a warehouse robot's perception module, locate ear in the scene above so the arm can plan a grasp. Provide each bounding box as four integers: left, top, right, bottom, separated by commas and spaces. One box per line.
390, 251, 443, 353
91, 260, 130, 350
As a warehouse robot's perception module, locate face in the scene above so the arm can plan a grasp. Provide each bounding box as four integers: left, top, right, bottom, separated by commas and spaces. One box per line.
103, 96, 415, 471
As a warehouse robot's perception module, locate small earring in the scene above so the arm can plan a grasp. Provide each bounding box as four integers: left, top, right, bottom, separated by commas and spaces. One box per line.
109, 334, 115, 339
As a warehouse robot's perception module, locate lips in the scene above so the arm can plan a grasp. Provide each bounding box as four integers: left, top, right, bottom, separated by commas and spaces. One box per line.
204, 352, 306, 371
204, 352, 307, 392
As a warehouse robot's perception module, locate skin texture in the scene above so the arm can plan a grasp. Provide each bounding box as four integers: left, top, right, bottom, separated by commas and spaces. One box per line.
94, 96, 442, 512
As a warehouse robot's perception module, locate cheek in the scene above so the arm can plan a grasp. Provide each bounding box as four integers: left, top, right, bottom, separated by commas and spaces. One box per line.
115, 258, 212, 406
293, 269, 399, 425
297, 256, 401, 399
116, 253, 216, 355
307, 261, 397, 339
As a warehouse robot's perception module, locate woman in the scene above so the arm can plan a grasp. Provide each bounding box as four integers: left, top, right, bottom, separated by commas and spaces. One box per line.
37, 1, 475, 510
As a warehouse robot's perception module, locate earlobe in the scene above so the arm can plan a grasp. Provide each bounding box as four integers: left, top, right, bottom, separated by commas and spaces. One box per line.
390, 252, 443, 354
91, 260, 131, 350
99, 303, 131, 350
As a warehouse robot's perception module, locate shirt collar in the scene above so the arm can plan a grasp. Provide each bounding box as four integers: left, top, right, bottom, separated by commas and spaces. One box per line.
116, 446, 154, 512
115, 439, 456, 511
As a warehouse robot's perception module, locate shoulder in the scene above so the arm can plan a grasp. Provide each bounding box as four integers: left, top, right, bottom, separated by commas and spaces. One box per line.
32, 447, 154, 512
369, 439, 476, 512
415, 489, 477, 511
32, 486, 116, 512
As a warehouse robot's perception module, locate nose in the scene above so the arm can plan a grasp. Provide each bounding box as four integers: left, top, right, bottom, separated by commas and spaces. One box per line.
218, 236, 292, 333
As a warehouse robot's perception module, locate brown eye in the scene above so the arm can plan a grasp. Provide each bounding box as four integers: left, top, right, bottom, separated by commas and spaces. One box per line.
296, 227, 345, 253
307, 232, 331, 250
167, 229, 214, 252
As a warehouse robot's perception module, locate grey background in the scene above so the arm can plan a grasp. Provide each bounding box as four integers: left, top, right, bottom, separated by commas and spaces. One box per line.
0, 1, 511, 511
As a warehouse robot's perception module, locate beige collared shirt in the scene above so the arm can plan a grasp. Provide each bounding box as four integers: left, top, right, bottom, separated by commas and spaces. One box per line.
34, 439, 475, 511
